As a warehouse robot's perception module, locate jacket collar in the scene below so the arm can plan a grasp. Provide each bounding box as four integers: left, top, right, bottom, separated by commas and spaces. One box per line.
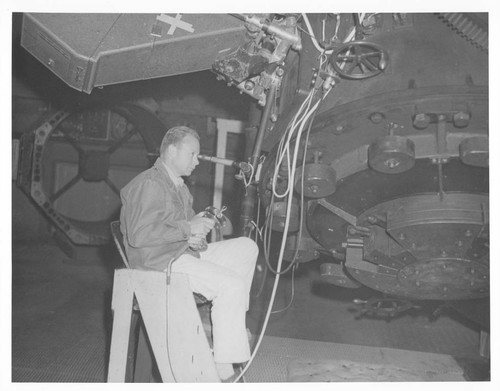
153, 158, 184, 188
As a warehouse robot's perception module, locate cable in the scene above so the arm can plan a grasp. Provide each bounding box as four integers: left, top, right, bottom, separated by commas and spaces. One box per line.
241, 163, 255, 190
233, 90, 323, 383
166, 275, 179, 382
301, 13, 333, 54
232, 41, 337, 380
271, 263, 298, 314
301, 13, 362, 55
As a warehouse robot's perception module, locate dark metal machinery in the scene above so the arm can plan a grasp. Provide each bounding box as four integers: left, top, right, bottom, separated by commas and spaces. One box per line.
251, 13, 488, 304
17, 103, 166, 248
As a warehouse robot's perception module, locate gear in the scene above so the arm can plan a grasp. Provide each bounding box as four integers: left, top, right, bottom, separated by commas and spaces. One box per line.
437, 13, 488, 51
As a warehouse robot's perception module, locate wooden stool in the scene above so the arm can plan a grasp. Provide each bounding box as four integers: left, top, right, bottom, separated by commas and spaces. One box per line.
107, 268, 220, 382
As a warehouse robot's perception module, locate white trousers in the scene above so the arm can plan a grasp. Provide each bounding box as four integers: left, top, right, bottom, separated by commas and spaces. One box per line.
171, 237, 258, 363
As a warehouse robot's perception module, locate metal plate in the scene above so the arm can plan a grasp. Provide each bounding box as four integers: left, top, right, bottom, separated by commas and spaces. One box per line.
398, 258, 489, 300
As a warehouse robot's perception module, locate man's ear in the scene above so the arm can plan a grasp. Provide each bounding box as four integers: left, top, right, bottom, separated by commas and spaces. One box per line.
166, 143, 177, 156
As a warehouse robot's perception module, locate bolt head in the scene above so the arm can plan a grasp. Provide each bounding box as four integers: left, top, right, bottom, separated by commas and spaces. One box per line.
453, 111, 471, 128
369, 112, 385, 124
244, 81, 255, 90
413, 113, 430, 129
385, 158, 400, 169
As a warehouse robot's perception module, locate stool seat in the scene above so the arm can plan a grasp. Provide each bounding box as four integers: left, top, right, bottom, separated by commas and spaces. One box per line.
110, 220, 210, 305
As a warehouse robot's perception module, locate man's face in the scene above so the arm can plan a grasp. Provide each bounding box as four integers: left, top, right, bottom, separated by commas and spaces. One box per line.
167, 135, 200, 177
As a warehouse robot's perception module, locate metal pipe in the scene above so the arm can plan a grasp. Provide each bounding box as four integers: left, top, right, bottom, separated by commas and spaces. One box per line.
198, 154, 252, 173
240, 84, 278, 236
251, 84, 277, 168
198, 154, 235, 167
237, 14, 301, 46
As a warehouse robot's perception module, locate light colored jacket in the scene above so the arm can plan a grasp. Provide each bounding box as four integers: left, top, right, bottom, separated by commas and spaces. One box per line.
120, 158, 198, 270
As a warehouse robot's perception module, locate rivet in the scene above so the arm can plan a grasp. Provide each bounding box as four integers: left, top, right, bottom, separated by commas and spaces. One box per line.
398, 233, 406, 240
369, 112, 384, 124
465, 230, 473, 237
457, 240, 463, 247
385, 158, 400, 169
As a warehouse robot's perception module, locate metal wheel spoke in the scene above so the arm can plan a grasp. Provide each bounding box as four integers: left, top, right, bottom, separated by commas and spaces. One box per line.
348, 60, 361, 74
360, 56, 378, 71
107, 128, 138, 154
50, 174, 81, 202
352, 44, 360, 57
104, 177, 121, 197
362, 50, 381, 58
339, 53, 355, 61
60, 133, 86, 155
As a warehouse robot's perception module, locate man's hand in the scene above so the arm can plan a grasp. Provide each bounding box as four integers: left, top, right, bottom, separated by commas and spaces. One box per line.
189, 213, 215, 236
188, 234, 208, 251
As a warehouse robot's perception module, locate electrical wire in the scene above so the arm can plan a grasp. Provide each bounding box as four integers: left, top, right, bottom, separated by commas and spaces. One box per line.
301, 13, 361, 55
272, 89, 315, 199
232, 26, 339, 379
271, 263, 298, 314
264, 95, 318, 274
166, 275, 179, 382
233, 87, 327, 383
241, 163, 255, 190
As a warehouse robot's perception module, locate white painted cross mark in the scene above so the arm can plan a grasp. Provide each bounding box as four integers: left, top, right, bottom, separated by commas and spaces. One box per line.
156, 14, 195, 35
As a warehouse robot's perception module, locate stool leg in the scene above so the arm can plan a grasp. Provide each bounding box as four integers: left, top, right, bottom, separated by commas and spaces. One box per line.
125, 310, 140, 382
107, 271, 135, 382
479, 329, 490, 359
133, 316, 156, 382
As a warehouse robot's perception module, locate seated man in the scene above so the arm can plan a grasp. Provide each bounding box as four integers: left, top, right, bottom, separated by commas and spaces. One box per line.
119, 125, 258, 381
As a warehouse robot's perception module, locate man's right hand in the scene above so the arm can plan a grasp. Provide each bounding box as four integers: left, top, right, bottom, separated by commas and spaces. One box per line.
189, 214, 215, 236
188, 234, 208, 251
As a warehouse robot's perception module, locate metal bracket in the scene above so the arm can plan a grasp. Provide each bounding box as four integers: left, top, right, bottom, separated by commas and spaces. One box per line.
317, 198, 357, 226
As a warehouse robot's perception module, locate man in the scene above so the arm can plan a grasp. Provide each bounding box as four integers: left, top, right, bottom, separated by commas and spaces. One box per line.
120, 125, 258, 381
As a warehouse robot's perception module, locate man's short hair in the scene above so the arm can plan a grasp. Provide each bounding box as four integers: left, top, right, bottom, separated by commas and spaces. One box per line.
160, 126, 200, 156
